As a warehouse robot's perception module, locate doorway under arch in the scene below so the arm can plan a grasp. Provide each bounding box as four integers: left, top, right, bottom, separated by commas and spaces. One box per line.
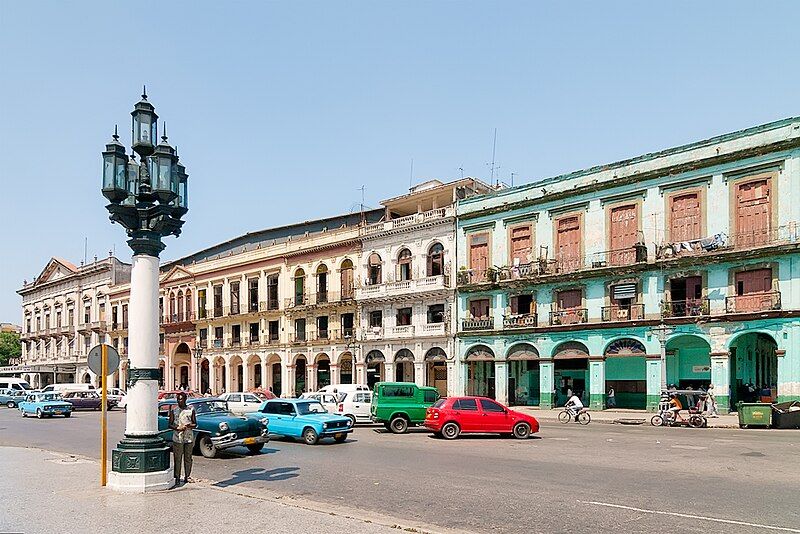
729, 332, 778, 408
316, 353, 331, 388
294, 355, 307, 395
338, 352, 354, 385
552, 341, 589, 406
366, 350, 385, 388
465, 345, 495, 399
604, 338, 647, 409
507, 343, 539, 406
394, 349, 415, 382
424, 347, 448, 397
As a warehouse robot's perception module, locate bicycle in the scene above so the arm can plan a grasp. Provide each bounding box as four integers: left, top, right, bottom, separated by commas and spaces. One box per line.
558, 406, 591, 425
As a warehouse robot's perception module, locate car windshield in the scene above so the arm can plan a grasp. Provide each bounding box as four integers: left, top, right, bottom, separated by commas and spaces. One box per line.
295, 401, 327, 415
39, 393, 62, 402
192, 401, 229, 414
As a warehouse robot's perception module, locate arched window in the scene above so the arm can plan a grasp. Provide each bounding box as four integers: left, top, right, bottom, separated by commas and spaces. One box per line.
177, 290, 184, 319
316, 264, 329, 302
368, 254, 382, 285
398, 248, 413, 281
294, 269, 306, 305
169, 293, 176, 321
427, 243, 444, 277
340, 259, 354, 299
185, 290, 192, 318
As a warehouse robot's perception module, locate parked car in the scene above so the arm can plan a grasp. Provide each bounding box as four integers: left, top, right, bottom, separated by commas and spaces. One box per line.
0, 378, 33, 391
253, 399, 353, 445
318, 384, 370, 396
19, 392, 73, 418
249, 388, 278, 401
106, 388, 126, 408
157, 390, 202, 401
370, 382, 440, 433
62, 390, 114, 411
335, 390, 372, 425
300, 392, 340, 414
158, 398, 269, 458
41, 383, 95, 394
0, 388, 28, 408
424, 396, 539, 440
218, 392, 264, 415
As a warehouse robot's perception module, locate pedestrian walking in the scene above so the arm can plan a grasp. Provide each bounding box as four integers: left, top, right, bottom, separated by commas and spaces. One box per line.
168, 392, 197, 486
706, 384, 719, 417
685, 386, 696, 409
607, 387, 616, 408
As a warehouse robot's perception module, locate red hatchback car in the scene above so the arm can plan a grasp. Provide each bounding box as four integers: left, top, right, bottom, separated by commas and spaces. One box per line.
424, 396, 539, 440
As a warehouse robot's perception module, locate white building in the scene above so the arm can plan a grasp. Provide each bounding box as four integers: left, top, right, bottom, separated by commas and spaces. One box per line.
356, 179, 492, 396
17, 256, 131, 388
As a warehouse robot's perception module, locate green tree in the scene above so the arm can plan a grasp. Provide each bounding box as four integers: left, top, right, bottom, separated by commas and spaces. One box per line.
0, 331, 21, 366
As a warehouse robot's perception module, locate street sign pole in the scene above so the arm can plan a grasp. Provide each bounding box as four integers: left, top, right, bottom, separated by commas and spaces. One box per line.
101, 344, 108, 487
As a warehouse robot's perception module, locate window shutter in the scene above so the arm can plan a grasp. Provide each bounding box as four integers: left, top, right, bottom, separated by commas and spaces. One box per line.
612, 283, 637, 300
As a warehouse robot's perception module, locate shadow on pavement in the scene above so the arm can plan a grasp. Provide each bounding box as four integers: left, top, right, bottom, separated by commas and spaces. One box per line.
213, 466, 300, 487
216, 446, 280, 459
426, 433, 543, 441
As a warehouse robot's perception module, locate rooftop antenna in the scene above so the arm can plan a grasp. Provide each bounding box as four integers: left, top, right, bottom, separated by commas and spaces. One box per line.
458, 167, 464, 179
409, 158, 414, 189
487, 128, 499, 187
511, 172, 517, 187
84, 237, 88, 266
358, 185, 366, 223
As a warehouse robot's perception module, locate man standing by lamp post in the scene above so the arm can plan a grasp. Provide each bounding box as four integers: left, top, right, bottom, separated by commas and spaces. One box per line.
101, 88, 190, 492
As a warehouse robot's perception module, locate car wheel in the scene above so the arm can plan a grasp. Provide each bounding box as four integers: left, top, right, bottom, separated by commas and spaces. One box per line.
22, 410, 27, 417
64, 412, 71, 418
346, 414, 357, 427
36, 408, 43, 419
441, 422, 460, 440
303, 427, 319, 445
512, 422, 531, 439
198, 435, 217, 458
389, 416, 408, 434
7, 401, 15, 408
246, 443, 264, 454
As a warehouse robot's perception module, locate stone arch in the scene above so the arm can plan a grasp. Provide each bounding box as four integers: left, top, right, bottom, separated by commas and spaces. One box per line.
315, 352, 331, 388
294, 353, 308, 395
426, 241, 445, 277
506, 343, 540, 407
246, 354, 262, 390
603, 338, 646, 356
394, 348, 415, 382
338, 351, 354, 385
367, 252, 383, 285
365, 349, 385, 388
424, 347, 448, 397
464, 344, 495, 361
172, 342, 192, 390
665, 334, 711, 390
728, 331, 779, 408
604, 337, 648, 410
552, 341, 589, 405
265, 353, 282, 397
506, 343, 539, 360
465, 345, 495, 399
212, 356, 226, 395
229, 354, 244, 392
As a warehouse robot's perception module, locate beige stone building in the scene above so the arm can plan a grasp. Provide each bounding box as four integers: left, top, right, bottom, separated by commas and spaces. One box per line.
17, 256, 131, 388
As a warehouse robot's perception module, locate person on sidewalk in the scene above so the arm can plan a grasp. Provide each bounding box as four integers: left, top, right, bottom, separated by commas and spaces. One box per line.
706, 384, 719, 418
169, 392, 197, 486
607, 387, 616, 408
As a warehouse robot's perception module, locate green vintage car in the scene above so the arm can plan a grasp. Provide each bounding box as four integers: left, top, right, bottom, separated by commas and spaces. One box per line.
158, 398, 269, 458
370, 382, 440, 434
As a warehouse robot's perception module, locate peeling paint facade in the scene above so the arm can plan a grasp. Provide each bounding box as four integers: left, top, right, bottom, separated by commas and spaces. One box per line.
456, 117, 800, 412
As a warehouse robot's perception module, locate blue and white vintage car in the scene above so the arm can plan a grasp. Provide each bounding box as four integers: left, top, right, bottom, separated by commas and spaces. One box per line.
19, 392, 73, 418
253, 399, 353, 445
0, 388, 28, 408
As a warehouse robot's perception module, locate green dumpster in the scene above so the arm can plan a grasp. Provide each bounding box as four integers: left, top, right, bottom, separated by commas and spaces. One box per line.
737, 403, 772, 428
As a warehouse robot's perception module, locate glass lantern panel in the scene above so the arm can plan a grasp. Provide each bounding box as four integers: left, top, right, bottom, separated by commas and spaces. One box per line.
157, 155, 172, 192
114, 155, 127, 190
150, 119, 158, 146
103, 155, 114, 189
123, 165, 139, 206
135, 114, 151, 145
146, 157, 157, 188
179, 178, 188, 209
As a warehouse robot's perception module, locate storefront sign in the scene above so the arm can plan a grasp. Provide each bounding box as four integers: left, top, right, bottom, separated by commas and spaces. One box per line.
692, 365, 711, 373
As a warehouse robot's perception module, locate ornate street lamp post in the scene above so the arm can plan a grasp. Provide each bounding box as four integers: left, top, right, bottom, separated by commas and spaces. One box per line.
102, 88, 189, 492
194, 346, 203, 394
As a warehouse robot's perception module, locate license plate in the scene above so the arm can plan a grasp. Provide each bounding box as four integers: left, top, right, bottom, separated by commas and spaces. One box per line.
243, 437, 256, 445
334, 433, 343, 439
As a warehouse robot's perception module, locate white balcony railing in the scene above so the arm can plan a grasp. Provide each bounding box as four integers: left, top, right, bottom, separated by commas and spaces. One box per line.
389, 325, 415, 337
419, 322, 447, 336
355, 275, 449, 300
361, 207, 454, 236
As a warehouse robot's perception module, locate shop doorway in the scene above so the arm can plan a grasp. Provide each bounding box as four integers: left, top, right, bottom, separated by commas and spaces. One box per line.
665, 335, 711, 390
507, 343, 539, 406
604, 338, 647, 409
425, 347, 448, 397
366, 350, 385, 388
294, 355, 307, 395
553, 341, 589, 406
729, 332, 778, 408
395, 349, 415, 382
466, 345, 495, 399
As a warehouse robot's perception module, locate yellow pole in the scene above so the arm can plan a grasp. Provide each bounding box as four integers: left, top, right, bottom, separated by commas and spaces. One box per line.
101, 344, 108, 487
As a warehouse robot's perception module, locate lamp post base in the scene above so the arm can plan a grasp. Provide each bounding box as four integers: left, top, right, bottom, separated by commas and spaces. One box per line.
108, 435, 174, 493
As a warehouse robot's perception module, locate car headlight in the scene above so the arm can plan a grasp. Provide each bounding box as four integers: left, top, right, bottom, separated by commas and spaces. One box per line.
322, 422, 328, 429
259, 417, 268, 426
218, 422, 229, 432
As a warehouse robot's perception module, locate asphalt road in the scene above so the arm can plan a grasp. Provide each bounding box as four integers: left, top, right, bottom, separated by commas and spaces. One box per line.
1, 407, 798, 533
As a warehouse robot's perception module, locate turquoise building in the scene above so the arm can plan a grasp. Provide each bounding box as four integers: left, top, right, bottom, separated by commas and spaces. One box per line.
455, 117, 800, 412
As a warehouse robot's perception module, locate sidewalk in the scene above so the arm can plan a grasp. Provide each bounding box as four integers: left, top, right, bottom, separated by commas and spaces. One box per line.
516, 407, 741, 428
0, 446, 460, 534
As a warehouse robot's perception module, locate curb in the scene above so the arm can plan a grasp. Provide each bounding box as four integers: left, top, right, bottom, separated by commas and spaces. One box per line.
536, 417, 742, 429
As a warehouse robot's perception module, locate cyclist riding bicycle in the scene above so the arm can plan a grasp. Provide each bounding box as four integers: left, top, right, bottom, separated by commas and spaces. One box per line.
564, 394, 585, 422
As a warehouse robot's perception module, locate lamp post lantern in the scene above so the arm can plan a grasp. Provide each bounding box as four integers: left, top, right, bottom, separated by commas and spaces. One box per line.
103, 89, 189, 492
194, 346, 203, 393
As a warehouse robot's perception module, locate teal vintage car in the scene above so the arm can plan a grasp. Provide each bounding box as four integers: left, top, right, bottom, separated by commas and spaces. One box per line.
0, 388, 28, 408
157, 398, 269, 458
19, 392, 73, 418
253, 399, 353, 445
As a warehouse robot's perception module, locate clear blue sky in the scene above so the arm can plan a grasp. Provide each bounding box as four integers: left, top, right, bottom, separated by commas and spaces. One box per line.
1, 1, 798, 322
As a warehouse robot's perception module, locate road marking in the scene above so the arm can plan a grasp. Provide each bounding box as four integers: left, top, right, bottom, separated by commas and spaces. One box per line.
549, 437, 570, 441
670, 444, 707, 450
580, 501, 800, 533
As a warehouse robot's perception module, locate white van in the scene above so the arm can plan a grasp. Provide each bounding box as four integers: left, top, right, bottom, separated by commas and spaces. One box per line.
42, 383, 96, 393
318, 384, 370, 396
0, 377, 33, 391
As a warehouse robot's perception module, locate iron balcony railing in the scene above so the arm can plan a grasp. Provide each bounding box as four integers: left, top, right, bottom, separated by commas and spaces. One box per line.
212, 339, 223, 349
601, 304, 645, 322
656, 223, 800, 260
661, 298, 710, 318
197, 308, 208, 320
213, 306, 223, 318
503, 313, 538, 328
258, 299, 280, 311
289, 332, 308, 344
725, 291, 781, 314
462, 318, 493, 331
549, 308, 589, 326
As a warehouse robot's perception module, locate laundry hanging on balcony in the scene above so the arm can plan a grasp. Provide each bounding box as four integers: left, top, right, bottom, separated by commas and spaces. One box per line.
661, 232, 728, 257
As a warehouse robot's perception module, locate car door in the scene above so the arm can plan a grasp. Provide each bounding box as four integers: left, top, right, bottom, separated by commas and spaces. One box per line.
241, 394, 261, 413
352, 392, 371, 419
280, 402, 300, 436
321, 394, 338, 414
479, 399, 512, 432
452, 399, 482, 432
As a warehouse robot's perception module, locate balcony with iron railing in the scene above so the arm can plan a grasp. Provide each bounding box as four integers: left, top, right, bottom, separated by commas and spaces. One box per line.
661, 298, 710, 318
363, 327, 384, 340
361, 207, 454, 236
90, 320, 107, 331
419, 322, 448, 336
462, 318, 494, 331
725, 292, 781, 314
257, 299, 281, 312
601, 304, 645, 322
212, 306, 224, 318
163, 312, 195, 325
289, 332, 308, 344
356, 275, 449, 299
389, 325, 415, 337
656, 223, 800, 260
503, 313, 538, 329
549, 308, 588, 326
